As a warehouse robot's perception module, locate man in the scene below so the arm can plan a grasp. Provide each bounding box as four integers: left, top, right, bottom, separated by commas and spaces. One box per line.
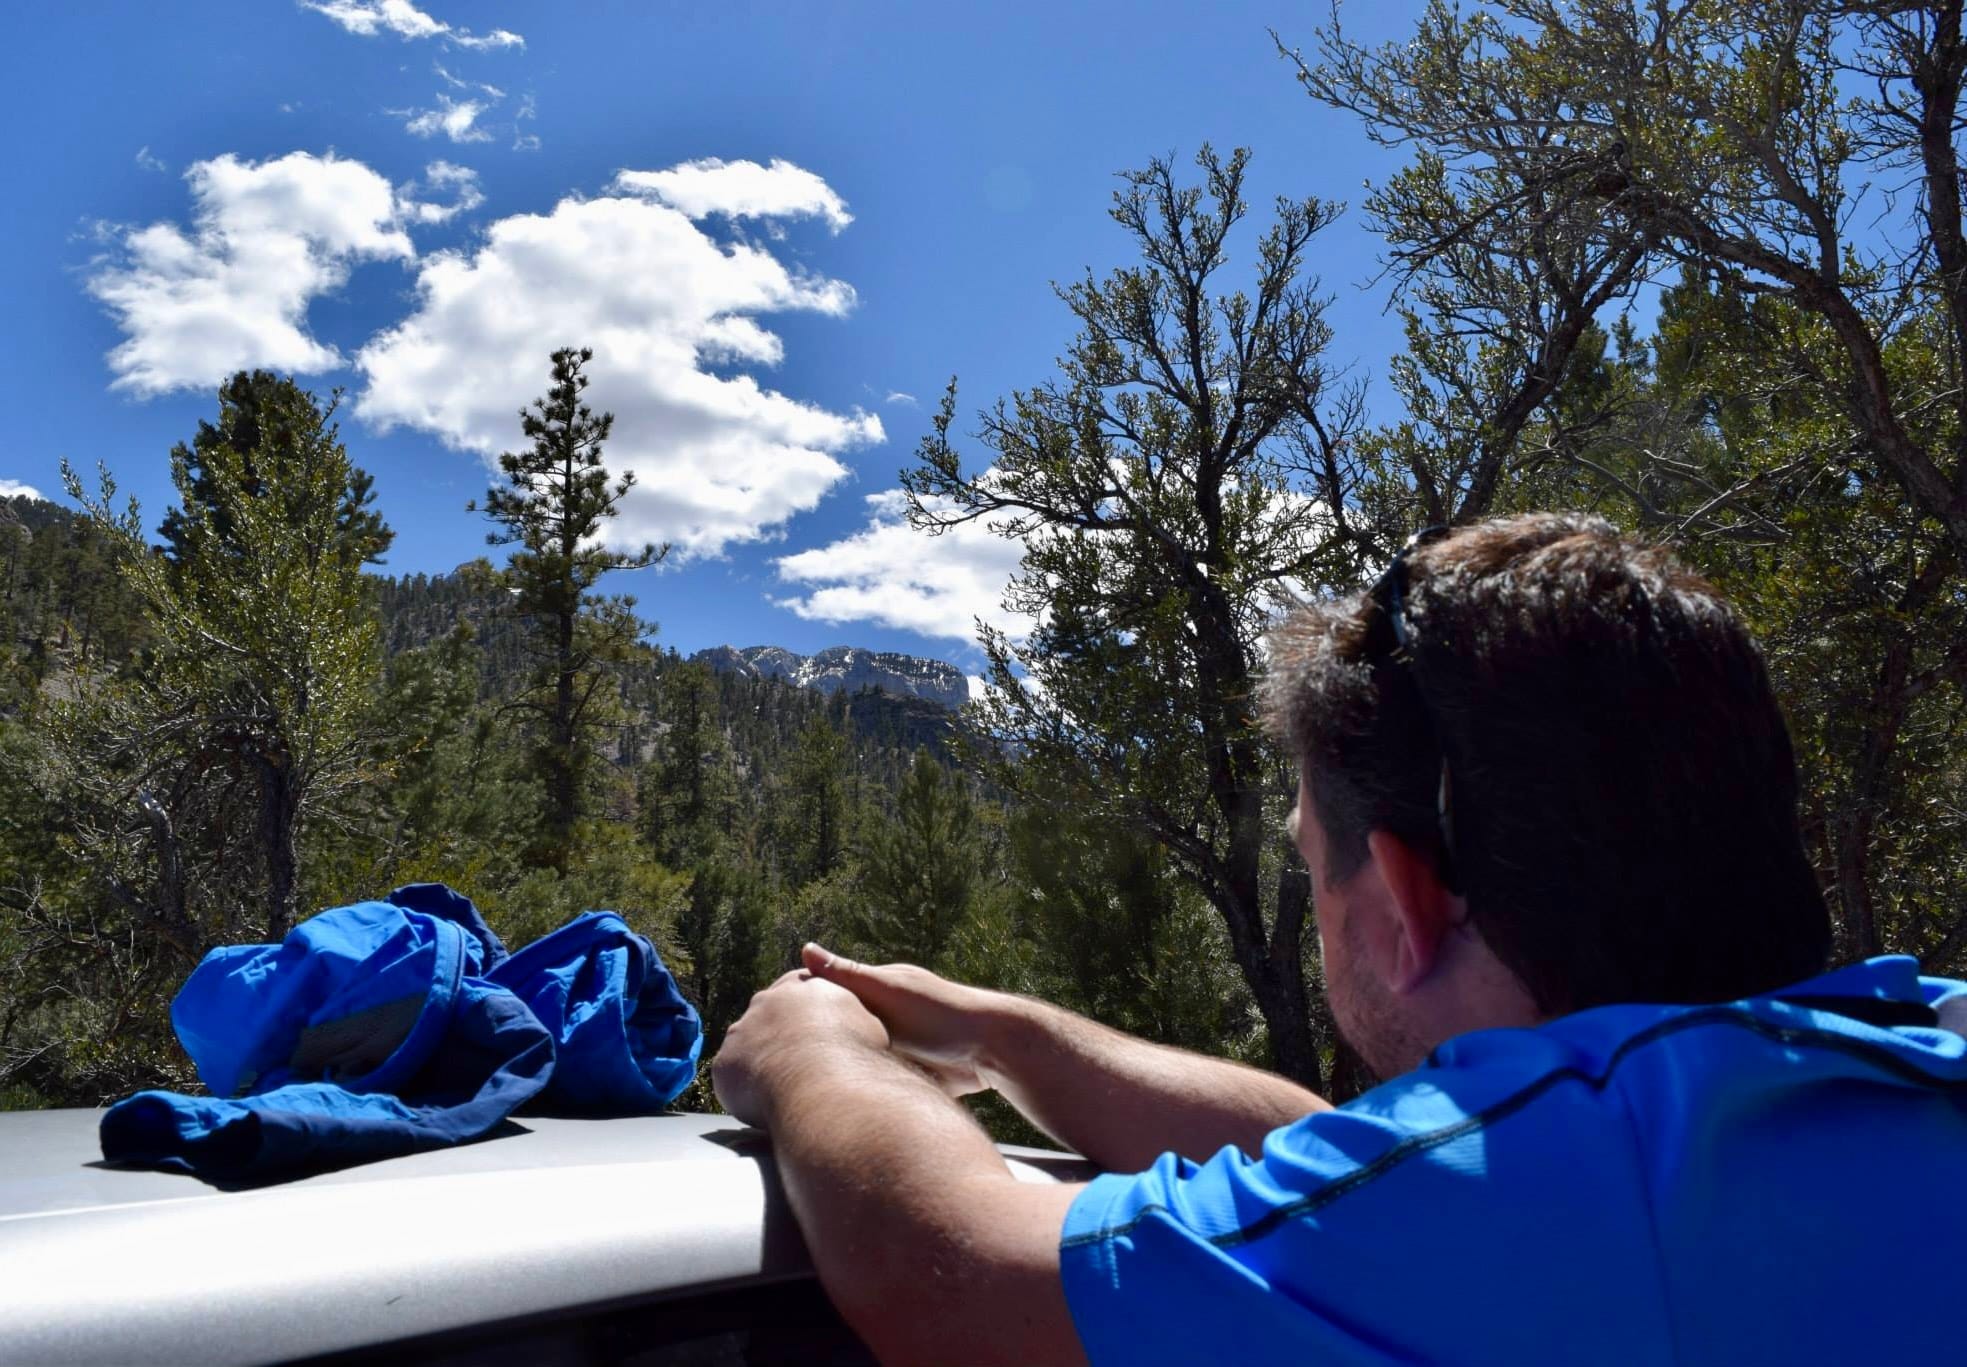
712, 514, 1967, 1365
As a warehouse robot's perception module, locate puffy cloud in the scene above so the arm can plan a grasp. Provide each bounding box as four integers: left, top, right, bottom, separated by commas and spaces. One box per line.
87, 151, 414, 396
299, 0, 522, 50
355, 162, 881, 558
614, 158, 852, 233
0, 479, 45, 501
399, 95, 494, 143
774, 490, 1030, 643
395, 160, 484, 224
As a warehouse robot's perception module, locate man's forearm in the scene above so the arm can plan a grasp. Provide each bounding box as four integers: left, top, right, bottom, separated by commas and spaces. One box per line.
980, 996, 1330, 1171
758, 1038, 1084, 1366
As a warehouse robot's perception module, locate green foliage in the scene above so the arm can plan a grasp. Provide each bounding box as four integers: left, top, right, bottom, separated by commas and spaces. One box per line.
60, 374, 388, 940
1523, 268, 1967, 969
3, 374, 391, 1102
1296, 0, 1967, 971
849, 750, 982, 967
473, 347, 666, 870
0, 497, 148, 686
781, 715, 850, 886
903, 147, 1358, 1087
159, 370, 392, 569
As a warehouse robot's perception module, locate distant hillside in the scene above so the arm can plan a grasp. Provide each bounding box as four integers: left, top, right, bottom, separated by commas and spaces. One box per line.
0, 512, 970, 779
1, 495, 149, 683
373, 570, 967, 767
693, 644, 971, 710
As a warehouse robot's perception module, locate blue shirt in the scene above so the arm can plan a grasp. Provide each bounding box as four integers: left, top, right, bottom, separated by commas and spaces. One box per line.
1059, 957, 1967, 1365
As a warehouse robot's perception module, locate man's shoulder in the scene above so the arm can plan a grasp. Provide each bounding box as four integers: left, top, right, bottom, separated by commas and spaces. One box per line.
1319, 959, 1967, 1171
1059, 965, 1967, 1366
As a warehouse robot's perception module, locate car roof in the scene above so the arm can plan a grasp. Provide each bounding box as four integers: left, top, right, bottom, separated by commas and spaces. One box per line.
0, 1107, 1093, 1365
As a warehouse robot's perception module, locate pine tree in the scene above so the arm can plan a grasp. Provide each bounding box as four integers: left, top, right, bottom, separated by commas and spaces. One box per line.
645, 660, 737, 867
784, 714, 849, 885
852, 749, 980, 967
472, 347, 665, 870
160, 370, 391, 570
60, 373, 390, 943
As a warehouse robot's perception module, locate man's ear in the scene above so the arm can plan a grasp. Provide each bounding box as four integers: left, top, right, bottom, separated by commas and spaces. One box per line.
1364, 829, 1460, 992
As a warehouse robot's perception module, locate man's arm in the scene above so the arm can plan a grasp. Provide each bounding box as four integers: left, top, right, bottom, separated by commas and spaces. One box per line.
803, 946, 1329, 1171
714, 973, 1088, 1367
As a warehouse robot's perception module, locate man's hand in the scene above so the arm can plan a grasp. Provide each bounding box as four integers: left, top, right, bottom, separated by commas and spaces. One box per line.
800, 943, 1007, 1097
712, 969, 888, 1127
718, 957, 1088, 1366
809, 942, 1329, 1171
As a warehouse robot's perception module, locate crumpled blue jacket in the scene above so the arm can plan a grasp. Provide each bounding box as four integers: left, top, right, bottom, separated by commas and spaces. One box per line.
99, 883, 702, 1180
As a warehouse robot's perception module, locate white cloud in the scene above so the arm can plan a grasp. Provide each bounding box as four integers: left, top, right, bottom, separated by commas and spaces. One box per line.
300, 0, 522, 49
774, 490, 1031, 643
0, 479, 44, 501
434, 63, 501, 97
512, 92, 539, 150
395, 160, 484, 224
86, 151, 414, 396
399, 94, 494, 143
448, 24, 524, 51
884, 390, 917, 406
355, 162, 882, 558
614, 158, 852, 233
134, 146, 167, 173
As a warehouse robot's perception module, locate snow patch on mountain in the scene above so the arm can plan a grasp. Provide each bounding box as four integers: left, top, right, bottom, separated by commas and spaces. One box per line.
689, 644, 971, 710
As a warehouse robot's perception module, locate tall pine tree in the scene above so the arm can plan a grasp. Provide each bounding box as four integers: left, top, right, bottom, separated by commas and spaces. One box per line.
61, 373, 390, 943
473, 347, 665, 870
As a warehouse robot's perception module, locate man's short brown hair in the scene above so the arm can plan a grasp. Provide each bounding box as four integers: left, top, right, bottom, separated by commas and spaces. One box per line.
1264, 512, 1831, 1015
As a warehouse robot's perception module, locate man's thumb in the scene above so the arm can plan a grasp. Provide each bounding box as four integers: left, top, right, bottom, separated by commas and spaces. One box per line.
803, 942, 855, 979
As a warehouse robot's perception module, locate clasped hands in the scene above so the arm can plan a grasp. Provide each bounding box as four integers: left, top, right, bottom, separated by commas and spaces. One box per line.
711, 943, 1004, 1127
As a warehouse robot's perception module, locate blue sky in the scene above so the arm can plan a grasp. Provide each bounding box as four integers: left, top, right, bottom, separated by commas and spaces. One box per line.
0, 1, 1422, 669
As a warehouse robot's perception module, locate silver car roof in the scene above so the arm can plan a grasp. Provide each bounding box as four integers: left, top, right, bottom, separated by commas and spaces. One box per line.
0, 1107, 1092, 1365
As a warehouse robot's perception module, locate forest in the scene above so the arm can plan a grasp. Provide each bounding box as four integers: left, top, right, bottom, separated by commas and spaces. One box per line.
3, 1, 1964, 1124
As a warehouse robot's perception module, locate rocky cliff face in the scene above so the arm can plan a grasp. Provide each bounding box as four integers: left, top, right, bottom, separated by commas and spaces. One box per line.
689, 644, 971, 710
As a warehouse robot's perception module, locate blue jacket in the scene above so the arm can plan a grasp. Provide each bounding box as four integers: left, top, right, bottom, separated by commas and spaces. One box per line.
99, 884, 702, 1180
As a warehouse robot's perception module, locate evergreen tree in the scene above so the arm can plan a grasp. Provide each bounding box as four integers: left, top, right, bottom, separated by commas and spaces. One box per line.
62, 374, 389, 941
645, 661, 737, 866
851, 749, 981, 967
783, 714, 849, 885
472, 347, 665, 870
159, 370, 391, 569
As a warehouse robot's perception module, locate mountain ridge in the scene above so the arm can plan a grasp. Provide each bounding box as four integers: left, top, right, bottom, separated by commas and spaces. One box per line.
690, 643, 971, 710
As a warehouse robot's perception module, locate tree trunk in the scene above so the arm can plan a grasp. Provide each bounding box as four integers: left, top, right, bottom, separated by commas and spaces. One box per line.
1206, 845, 1318, 1089
1258, 882, 1320, 1088
1830, 632, 1917, 963
549, 602, 578, 870
258, 746, 300, 941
